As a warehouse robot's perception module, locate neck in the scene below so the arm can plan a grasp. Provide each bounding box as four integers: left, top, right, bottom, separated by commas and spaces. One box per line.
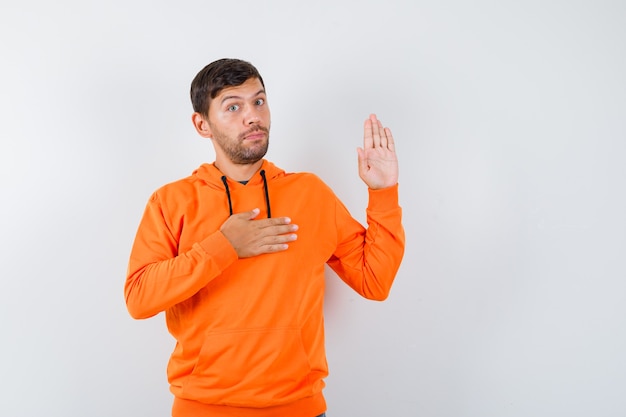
214, 159, 264, 182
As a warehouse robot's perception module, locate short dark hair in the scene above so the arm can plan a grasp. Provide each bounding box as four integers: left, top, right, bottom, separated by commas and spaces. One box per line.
190, 58, 265, 115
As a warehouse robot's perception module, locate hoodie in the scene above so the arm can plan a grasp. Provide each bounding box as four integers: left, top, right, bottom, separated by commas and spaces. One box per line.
125, 159, 405, 417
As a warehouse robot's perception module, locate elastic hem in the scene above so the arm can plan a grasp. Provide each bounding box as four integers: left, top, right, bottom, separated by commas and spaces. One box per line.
172, 393, 326, 417
367, 183, 400, 212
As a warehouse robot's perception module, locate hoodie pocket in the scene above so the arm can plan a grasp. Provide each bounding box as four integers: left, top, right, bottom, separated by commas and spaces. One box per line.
184, 326, 313, 407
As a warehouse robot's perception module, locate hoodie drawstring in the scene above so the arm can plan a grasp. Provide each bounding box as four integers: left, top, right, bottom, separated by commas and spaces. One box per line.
221, 170, 272, 218
221, 176, 234, 216
260, 170, 272, 218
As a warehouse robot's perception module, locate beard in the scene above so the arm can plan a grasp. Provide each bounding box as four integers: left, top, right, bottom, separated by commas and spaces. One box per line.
211, 125, 270, 165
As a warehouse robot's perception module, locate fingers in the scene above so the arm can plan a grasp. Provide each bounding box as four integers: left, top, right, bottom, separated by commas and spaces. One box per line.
220, 212, 299, 258
258, 219, 298, 237
259, 225, 298, 246
363, 117, 374, 150
364, 114, 393, 151
376, 118, 387, 149
384, 126, 395, 152
371, 115, 382, 148
249, 219, 299, 256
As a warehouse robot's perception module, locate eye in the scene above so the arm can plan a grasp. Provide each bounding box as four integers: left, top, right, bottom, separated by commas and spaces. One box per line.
255, 98, 265, 106
227, 104, 240, 112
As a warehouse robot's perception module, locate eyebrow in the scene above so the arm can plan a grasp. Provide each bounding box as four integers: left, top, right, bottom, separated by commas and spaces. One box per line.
220, 89, 266, 105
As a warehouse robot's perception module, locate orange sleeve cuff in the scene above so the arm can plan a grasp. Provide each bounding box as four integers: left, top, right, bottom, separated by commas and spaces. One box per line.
367, 183, 400, 212
196, 231, 239, 270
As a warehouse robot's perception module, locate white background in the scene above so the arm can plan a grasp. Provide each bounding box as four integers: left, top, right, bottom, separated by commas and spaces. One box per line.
1, 1, 625, 416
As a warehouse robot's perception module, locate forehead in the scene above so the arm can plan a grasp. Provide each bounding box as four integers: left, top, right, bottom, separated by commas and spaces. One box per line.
215, 77, 265, 102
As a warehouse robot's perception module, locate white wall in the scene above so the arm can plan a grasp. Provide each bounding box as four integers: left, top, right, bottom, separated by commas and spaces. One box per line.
1, 1, 625, 416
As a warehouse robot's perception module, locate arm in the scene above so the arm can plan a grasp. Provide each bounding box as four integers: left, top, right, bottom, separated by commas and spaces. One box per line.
124, 193, 298, 319
328, 185, 405, 300
124, 192, 238, 319
328, 115, 405, 299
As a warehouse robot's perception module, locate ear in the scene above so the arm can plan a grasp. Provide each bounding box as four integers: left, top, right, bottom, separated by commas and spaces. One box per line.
191, 112, 213, 138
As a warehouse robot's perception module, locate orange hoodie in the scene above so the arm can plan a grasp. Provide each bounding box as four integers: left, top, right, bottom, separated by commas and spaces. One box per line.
125, 160, 405, 417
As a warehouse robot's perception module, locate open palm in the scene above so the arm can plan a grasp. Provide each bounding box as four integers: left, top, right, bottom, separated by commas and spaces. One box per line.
357, 114, 398, 189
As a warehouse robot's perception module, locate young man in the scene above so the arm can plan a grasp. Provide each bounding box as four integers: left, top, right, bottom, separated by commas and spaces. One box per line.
125, 58, 405, 417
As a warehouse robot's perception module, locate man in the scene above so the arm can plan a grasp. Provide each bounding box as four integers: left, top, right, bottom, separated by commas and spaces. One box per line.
125, 58, 405, 417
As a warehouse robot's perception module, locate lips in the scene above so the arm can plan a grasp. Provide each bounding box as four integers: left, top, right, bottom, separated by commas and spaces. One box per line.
244, 132, 266, 141
241, 127, 268, 141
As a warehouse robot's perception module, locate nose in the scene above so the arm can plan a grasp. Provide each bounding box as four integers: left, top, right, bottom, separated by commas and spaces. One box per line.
244, 106, 261, 125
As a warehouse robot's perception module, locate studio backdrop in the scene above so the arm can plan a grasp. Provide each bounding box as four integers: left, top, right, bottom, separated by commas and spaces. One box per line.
1, 1, 625, 416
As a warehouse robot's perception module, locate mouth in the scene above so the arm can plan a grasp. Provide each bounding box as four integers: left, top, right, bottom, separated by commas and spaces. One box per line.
241, 127, 268, 141
244, 132, 266, 141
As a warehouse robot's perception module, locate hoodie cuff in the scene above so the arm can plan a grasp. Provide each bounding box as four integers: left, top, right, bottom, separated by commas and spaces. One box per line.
197, 231, 239, 269
367, 183, 400, 212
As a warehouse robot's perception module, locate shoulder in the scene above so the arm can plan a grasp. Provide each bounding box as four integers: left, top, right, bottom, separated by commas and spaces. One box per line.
283, 171, 334, 190
274, 172, 339, 203
149, 174, 200, 203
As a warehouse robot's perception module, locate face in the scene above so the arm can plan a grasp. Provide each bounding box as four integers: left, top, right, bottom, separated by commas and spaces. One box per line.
196, 77, 271, 165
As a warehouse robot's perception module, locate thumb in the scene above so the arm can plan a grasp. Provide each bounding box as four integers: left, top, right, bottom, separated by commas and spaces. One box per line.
229, 208, 261, 220
245, 208, 261, 219
357, 147, 368, 173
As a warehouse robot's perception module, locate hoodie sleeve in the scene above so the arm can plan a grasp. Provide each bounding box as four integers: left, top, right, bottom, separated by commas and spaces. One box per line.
124, 191, 238, 319
327, 184, 405, 300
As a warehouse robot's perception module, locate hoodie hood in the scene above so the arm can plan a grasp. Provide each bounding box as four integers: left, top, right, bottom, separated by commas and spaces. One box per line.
192, 159, 286, 189
191, 159, 286, 218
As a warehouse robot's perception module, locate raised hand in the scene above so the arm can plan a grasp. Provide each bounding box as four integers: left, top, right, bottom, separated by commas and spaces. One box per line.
357, 114, 399, 189
220, 208, 298, 258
